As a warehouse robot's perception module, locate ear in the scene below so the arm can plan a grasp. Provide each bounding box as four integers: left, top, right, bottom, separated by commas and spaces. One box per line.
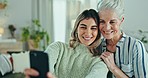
121, 16, 124, 22
119, 16, 124, 26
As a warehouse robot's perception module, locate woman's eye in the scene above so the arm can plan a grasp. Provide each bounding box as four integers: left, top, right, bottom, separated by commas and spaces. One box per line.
100, 21, 105, 25
100, 21, 104, 23
110, 22, 115, 23
80, 26, 86, 29
91, 27, 97, 30
110, 21, 116, 24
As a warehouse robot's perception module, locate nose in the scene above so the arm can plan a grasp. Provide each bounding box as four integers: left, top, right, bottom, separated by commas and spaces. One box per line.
85, 28, 92, 36
104, 23, 111, 30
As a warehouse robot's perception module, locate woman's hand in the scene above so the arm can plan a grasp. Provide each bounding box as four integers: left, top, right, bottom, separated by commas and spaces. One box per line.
100, 52, 116, 70
24, 68, 39, 78
24, 68, 56, 78
100, 52, 129, 78
47, 72, 56, 78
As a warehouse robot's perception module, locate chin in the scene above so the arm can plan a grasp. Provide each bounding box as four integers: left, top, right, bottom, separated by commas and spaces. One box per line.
103, 35, 113, 39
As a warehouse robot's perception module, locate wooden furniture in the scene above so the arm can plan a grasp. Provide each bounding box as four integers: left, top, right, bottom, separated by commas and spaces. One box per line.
0, 39, 23, 54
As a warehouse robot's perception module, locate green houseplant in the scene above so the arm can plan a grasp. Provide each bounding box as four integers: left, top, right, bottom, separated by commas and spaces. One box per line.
138, 30, 148, 43
22, 19, 50, 50
138, 30, 148, 52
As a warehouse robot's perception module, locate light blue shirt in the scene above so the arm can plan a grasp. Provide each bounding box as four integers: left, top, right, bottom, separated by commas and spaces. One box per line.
98, 32, 148, 78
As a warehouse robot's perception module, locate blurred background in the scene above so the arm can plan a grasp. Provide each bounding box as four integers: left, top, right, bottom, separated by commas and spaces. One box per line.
0, 0, 147, 52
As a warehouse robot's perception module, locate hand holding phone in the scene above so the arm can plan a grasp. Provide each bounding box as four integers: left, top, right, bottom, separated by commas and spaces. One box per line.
12, 51, 49, 78
30, 51, 49, 78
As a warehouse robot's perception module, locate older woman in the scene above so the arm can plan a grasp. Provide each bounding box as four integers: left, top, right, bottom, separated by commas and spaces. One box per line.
97, 0, 148, 78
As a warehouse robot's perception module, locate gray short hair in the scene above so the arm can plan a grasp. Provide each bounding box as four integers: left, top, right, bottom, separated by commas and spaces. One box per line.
97, 0, 124, 19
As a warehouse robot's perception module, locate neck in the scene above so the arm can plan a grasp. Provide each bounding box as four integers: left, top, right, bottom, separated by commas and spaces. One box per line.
107, 39, 116, 46
107, 32, 123, 46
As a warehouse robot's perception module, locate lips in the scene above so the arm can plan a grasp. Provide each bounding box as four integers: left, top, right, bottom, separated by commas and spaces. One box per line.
103, 30, 114, 35
83, 37, 92, 41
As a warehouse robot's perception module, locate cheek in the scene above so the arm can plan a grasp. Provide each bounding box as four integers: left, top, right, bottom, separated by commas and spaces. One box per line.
77, 29, 83, 35
78, 27, 83, 32
99, 26, 103, 32
113, 25, 120, 31
93, 31, 98, 37
99, 24, 103, 28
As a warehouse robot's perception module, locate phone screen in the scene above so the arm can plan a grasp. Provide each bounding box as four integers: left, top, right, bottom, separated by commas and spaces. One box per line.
30, 51, 49, 78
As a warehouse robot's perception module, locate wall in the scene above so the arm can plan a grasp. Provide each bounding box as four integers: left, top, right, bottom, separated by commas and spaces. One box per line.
123, 0, 148, 31
123, 0, 148, 49
0, 0, 32, 40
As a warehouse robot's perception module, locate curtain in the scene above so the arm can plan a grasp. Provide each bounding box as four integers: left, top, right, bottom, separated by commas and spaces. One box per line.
31, 0, 54, 43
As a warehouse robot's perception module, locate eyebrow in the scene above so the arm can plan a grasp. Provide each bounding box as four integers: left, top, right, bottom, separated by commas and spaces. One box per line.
100, 19, 117, 21
80, 24, 87, 26
80, 24, 97, 27
92, 25, 98, 27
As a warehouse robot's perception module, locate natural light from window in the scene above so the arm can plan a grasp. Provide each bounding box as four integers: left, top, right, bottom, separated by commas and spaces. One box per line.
53, 0, 66, 42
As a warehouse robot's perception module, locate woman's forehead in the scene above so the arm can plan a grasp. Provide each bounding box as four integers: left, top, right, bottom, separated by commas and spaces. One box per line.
99, 9, 119, 19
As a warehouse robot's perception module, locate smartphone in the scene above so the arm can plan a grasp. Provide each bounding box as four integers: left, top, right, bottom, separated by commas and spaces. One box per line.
30, 51, 49, 78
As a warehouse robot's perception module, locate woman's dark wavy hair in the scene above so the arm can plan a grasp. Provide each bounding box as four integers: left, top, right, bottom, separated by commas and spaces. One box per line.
69, 9, 101, 56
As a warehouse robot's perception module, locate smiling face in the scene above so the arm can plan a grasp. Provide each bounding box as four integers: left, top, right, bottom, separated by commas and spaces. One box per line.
77, 18, 98, 46
99, 9, 124, 39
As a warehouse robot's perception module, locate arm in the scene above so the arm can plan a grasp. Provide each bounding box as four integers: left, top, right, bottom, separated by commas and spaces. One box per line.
85, 58, 108, 78
100, 52, 129, 78
22, 42, 62, 78
45, 42, 62, 73
3, 42, 62, 78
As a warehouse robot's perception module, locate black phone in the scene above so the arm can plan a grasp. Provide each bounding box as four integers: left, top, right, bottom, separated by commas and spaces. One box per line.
30, 51, 49, 78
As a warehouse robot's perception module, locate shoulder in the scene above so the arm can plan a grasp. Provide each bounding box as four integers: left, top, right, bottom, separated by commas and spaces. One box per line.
124, 33, 146, 51
47, 41, 68, 49
125, 33, 144, 45
50, 41, 67, 46
45, 41, 69, 53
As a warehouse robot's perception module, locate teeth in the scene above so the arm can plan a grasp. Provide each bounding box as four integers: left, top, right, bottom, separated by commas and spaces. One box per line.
84, 37, 91, 41
105, 31, 111, 33
105, 32, 111, 34
104, 31, 113, 34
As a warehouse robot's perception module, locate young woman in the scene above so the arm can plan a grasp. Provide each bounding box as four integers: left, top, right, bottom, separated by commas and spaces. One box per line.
2, 9, 108, 78
97, 0, 148, 78
42, 9, 108, 78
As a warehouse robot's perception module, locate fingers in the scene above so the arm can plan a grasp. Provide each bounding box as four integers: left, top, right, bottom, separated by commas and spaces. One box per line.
24, 68, 55, 78
100, 52, 116, 68
101, 52, 112, 57
25, 75, 30, 78
100, 52, 113, 62
24, 68, 39, 77
100, 52, 113, 60
47, 72, 56, 78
